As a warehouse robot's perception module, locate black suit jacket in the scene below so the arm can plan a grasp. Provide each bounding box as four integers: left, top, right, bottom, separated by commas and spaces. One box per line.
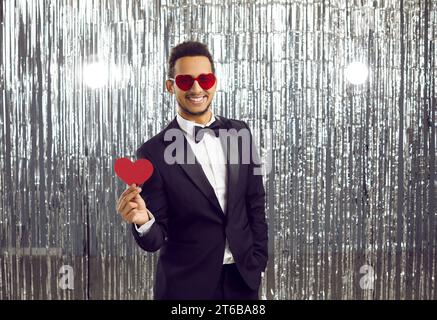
131, 115, 268, 300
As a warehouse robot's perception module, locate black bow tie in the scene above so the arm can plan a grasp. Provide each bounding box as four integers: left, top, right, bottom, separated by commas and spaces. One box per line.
194, 120, 223, 143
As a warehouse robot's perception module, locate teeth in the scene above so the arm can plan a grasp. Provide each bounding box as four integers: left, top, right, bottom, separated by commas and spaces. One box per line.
187, 96, 206, 103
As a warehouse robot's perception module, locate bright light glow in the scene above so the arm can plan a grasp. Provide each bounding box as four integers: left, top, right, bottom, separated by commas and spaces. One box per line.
344, 61, 369, 85
83, 62, 108, 88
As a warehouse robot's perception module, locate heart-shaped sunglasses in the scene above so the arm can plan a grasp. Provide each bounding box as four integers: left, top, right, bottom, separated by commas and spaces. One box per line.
169, 73, 216, 91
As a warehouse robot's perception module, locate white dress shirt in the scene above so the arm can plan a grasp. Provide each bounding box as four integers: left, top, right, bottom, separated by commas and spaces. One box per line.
135, 110, 235, 264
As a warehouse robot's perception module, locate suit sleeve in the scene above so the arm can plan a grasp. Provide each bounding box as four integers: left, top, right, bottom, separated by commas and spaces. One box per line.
244, 122, 269, 271
131, 147, 169, 252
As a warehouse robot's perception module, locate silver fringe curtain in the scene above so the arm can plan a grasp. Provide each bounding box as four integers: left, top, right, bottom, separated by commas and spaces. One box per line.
0, 0, 436, 300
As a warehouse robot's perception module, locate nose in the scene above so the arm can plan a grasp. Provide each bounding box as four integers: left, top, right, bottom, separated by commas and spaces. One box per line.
190, 79, 203, 93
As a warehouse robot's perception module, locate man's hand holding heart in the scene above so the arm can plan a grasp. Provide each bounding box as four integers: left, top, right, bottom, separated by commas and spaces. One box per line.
114, 158, 154, 226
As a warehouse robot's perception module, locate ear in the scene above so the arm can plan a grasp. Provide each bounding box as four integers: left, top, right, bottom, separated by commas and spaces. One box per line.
165, 80, 174, 94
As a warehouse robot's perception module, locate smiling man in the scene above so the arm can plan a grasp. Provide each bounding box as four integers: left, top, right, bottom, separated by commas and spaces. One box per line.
116, 41, 268, 300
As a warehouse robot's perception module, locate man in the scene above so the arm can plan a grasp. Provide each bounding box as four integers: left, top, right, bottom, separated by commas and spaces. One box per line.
116, 41, 268, 300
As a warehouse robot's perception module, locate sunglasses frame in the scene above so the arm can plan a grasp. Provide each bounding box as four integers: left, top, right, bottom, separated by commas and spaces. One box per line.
168, 73, 216, 91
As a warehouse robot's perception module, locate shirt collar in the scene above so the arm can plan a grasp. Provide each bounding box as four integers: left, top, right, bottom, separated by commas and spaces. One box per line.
176, 110, 216, 139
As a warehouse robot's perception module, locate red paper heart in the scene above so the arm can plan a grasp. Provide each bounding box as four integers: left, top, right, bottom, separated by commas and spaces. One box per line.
114, 157, 154, 186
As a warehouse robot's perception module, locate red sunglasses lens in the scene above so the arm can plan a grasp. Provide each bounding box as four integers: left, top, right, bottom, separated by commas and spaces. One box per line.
175, 75, 194, 91
175, 73, 216, 91
197, 73, 216, 90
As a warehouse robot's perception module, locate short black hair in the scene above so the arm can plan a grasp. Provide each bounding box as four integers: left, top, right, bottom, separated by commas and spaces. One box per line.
167, 41, 215, 78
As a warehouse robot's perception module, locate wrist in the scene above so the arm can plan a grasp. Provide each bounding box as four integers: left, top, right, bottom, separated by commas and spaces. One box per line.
135, 210, 151, 226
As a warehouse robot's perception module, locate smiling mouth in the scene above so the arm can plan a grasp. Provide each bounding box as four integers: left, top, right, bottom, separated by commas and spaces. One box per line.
186, 95, 207, 105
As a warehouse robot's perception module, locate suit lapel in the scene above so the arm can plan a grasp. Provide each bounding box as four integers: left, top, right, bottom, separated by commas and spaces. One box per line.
161, 116, 241, 219
217, 116, 240, 217
162, 117, 225, 218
